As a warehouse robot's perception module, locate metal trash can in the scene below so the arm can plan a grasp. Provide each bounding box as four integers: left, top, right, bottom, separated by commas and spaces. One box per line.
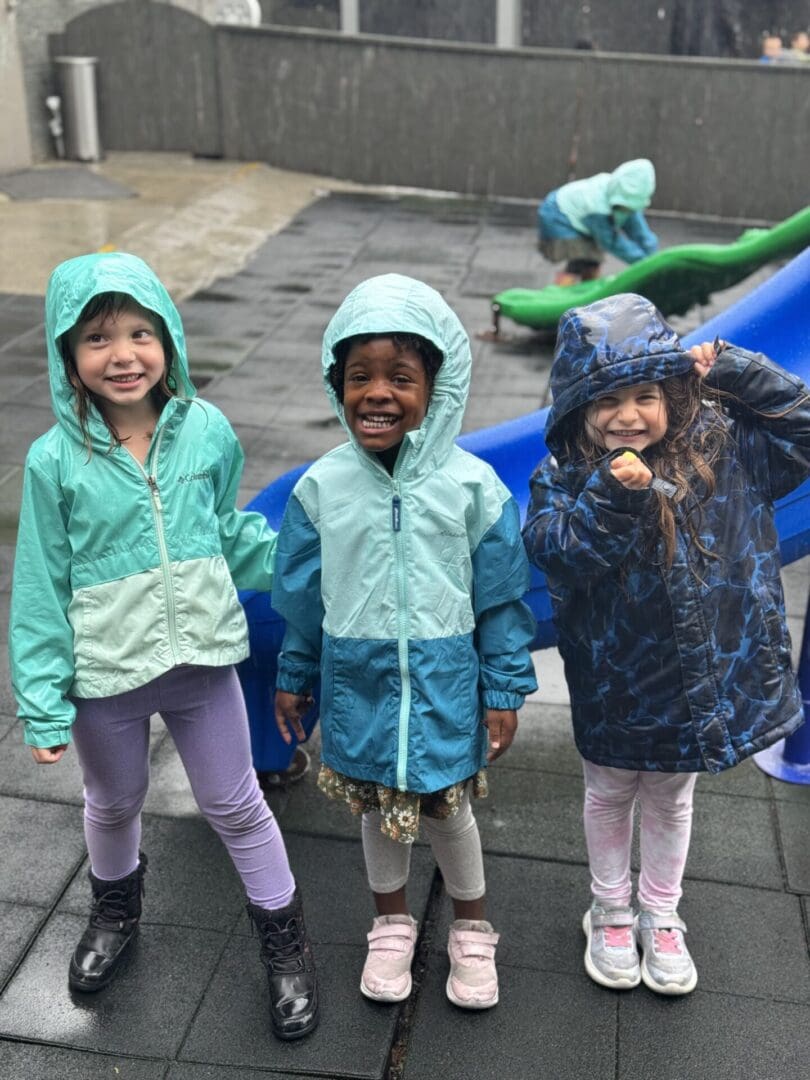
54, 56, 102, 162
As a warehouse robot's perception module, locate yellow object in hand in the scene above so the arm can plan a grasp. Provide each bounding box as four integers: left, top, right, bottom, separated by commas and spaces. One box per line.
615, 451, 637, 465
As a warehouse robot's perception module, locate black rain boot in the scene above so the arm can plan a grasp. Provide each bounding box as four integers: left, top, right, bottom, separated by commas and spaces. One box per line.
247, 888, 319, 1040
68, 852, 147, 993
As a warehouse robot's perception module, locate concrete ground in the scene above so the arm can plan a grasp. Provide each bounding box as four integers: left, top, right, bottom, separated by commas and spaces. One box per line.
0, 153, 808, 1079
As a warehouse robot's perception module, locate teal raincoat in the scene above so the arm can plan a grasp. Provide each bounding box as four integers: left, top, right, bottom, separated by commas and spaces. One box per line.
9, 252, 277, 748
272, 275, 537, 794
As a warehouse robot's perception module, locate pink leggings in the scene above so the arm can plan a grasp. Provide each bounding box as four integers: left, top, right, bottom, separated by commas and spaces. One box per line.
71, 664, 295, 910
582, 759, 697, 915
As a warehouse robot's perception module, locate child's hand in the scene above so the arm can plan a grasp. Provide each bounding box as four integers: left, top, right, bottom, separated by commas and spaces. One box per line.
484, 709, 518, 762
609, 450, 653, 490
274, 690, 313, 745
31, 744, 68, 764
689, 341, 720, 378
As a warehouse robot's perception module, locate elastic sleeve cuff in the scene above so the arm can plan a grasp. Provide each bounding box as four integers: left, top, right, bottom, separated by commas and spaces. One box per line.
23, 724, 73, 749
276, 663, 318, 694
482, 690, 525, 711
598, 462, 655, 511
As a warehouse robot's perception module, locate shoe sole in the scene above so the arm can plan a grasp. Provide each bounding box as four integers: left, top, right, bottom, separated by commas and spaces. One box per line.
582, 911, 641, 990
360, 974, 412, 1003
68, 970, 111, 993
445, 975, 498, 1009
640, 954, 698, 996
271, 1004, 320, 1041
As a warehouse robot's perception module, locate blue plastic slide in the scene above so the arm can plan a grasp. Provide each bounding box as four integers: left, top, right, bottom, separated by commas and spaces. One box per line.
238, 247, 810, 770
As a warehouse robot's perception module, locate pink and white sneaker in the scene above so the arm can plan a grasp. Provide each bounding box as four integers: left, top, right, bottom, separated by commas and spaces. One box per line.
635, 910, 697, 995
446, 919, 500, 1009
360, 915, 418, 1002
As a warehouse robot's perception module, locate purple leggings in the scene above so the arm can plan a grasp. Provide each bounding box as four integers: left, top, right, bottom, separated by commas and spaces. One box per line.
71, 664, 295, 910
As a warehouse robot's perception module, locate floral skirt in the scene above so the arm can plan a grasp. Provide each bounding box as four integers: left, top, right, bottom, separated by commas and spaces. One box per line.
317, 764, 488, 844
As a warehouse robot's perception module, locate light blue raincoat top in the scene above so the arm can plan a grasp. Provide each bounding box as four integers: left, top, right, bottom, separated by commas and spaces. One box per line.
539, 159, 659, 264
272, 275, 537, 793
9, 252, 278, 748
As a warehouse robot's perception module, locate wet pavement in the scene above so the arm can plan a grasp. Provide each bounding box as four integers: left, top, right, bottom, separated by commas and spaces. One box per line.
0, 153, 808, 1079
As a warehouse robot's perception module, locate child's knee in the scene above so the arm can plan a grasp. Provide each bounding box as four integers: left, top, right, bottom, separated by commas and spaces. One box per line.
85, 787, 147, 831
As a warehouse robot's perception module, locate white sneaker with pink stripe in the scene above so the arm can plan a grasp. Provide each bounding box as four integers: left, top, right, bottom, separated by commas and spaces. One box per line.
582, 902, 641, 989
635, 910, 698, 995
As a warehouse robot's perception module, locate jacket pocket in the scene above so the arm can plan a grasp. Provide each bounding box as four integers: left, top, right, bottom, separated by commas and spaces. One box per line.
324, 637, 400, 774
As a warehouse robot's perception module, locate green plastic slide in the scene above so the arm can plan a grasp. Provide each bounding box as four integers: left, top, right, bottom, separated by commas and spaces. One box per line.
492, 205, 810, 331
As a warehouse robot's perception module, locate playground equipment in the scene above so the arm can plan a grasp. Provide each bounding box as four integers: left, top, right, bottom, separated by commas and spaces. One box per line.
238, 245, 810, 780
489, 205, 810, 334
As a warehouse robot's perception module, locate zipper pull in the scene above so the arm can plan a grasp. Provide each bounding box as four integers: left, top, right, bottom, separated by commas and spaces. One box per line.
147, 475, 163, 512
392, 494, 401, 532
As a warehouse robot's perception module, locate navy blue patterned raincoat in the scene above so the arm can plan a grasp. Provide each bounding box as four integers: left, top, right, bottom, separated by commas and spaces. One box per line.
523, 294, 809, 773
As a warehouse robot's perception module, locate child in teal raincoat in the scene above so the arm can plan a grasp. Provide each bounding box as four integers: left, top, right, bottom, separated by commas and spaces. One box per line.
273, 274, 537, 1011
9, 251, 318, 1039
537, 159, 659, 285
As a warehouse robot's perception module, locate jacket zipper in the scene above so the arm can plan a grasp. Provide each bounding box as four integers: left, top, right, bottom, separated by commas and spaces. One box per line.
134, 425, 181, 663
391, 482, 411, 791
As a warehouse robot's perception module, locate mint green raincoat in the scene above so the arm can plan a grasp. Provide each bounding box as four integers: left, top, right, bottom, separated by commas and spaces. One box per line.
9, 252, 277, 749
272, 275, 537, 794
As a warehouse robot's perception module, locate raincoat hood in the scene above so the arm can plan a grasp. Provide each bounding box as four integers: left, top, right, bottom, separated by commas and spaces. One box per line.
545, 293, 693, 456
606, 158, 656, 211
44, 251, 195, 448
321, 274, 471, 476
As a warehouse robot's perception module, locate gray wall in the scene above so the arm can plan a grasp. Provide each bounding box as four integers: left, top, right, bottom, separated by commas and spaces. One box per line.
0, 4, 33, 169
216, 25, 808, 220
55, 1, 221, 157
17, 0, 214, 160
16, 0, 101, 160
50, 4, 809, 221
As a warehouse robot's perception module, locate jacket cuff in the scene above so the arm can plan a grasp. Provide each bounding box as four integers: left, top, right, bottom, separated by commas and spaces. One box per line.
600, 461, 655, 510
23, 723, 73, 749
482, 690, 525, 711
276, 662, 317, 694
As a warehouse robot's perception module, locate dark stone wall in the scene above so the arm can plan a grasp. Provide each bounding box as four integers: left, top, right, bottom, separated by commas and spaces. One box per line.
17, 0, 101, 160
53, 6, 809, 221
216, 27, 807, 220
52, 1, 222, 157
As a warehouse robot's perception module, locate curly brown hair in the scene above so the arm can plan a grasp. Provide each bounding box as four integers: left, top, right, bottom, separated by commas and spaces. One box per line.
558, 372, 729, 569
59, 292, 176, 453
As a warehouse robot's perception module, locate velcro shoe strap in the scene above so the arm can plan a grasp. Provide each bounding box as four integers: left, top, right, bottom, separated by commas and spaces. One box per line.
452, 930, 500, 958
640, 912, 687, 933
590, 909, 635, 929
367, 925, 416, 952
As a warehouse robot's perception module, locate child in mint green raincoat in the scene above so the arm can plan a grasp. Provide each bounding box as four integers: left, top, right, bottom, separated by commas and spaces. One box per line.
9, 252, 318, 1039
273, 274, 537, 1011
537, 158, 659, 285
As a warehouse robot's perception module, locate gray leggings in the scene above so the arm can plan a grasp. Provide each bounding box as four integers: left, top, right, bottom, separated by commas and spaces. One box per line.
361, 789, 485, 901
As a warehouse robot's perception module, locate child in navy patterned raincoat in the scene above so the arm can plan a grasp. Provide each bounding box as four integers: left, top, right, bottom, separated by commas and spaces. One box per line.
523, 292, 809, 997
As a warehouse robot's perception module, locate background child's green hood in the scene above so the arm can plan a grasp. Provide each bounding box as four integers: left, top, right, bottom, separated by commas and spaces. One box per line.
44, 252, 195, 447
